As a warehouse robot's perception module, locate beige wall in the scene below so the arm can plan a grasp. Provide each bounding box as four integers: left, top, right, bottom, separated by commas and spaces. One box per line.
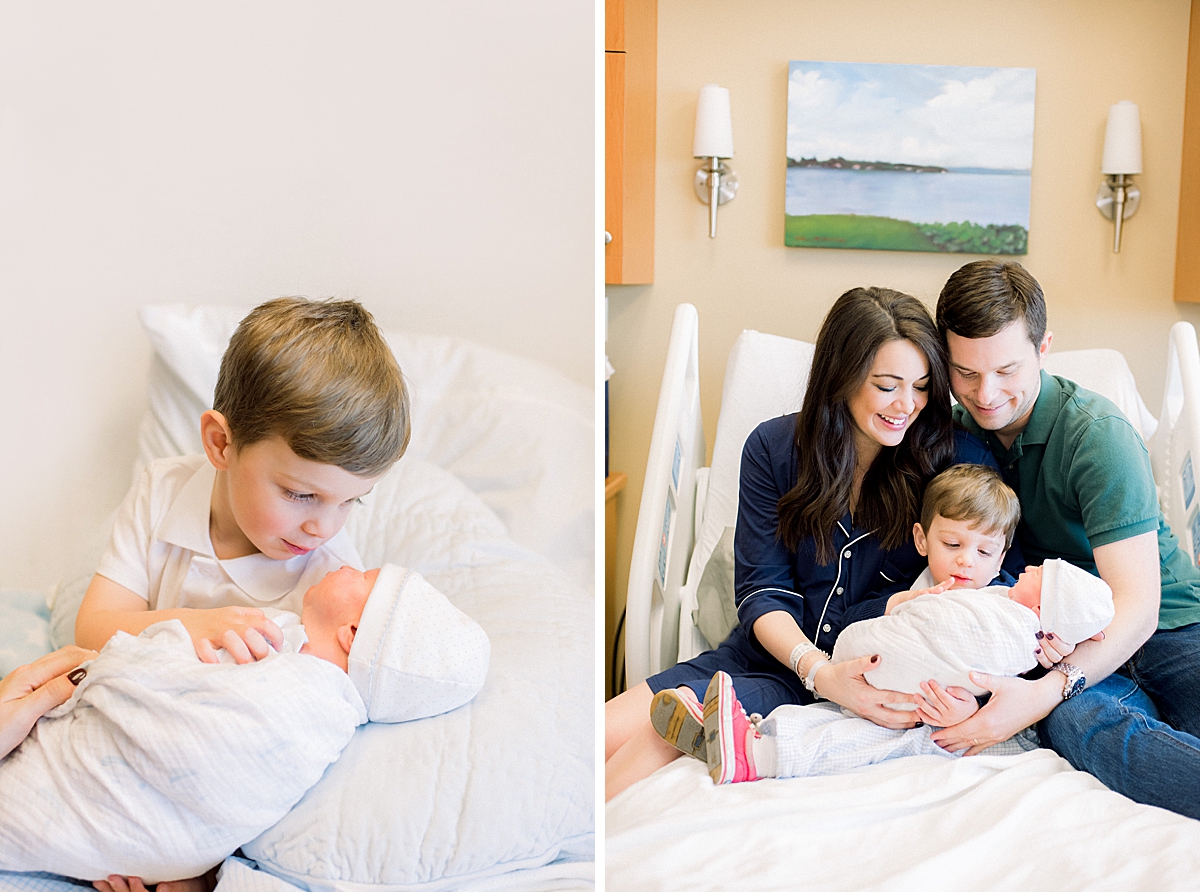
606, 0, 1199, 676
0, 1, 594, 592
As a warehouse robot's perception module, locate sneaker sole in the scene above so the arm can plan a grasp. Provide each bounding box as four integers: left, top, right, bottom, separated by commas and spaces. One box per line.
650, 689, 706, 759
704, 672, 736, 784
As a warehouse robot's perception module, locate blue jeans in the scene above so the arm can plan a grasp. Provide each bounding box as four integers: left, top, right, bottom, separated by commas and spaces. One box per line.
1038, 623, 1200, 820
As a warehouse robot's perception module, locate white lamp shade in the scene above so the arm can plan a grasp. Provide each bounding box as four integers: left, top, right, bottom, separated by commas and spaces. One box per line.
693, 84, 733, 159
1102, 100, 1142, 175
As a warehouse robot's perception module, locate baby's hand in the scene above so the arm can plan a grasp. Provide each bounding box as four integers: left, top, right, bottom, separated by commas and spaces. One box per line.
183, 606, 284, 664
96, 872, 217, 892
914, 679, 979, 727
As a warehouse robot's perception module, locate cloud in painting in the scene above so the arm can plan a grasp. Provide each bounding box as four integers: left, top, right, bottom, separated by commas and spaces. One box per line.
786, 61, 1036, 171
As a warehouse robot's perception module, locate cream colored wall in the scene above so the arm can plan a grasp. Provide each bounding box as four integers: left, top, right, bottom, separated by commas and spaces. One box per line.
0, 1, 594, 592
606, 0, 1200, 672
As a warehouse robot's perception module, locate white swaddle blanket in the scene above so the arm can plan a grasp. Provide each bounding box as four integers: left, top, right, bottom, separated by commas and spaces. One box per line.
832, 588, 1040, 704
0, 617, 365, 881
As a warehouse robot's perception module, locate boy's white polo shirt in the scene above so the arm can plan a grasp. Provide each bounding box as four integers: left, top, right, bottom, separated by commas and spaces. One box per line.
95, 454, 363, 614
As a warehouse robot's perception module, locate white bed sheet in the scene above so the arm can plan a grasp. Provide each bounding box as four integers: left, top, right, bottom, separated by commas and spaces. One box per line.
608, 752, 1200, 891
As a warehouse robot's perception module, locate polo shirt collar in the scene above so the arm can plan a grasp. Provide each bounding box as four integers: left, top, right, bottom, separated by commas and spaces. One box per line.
1016, 370, 1062, 448
159, 459, 219, 557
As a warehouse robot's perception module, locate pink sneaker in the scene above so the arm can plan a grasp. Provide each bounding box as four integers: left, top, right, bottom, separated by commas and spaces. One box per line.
703, 671, 759, 784
650, 685, 707, 760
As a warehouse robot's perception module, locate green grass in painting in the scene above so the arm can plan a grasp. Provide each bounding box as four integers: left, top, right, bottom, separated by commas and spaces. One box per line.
785, 214, 1027, 255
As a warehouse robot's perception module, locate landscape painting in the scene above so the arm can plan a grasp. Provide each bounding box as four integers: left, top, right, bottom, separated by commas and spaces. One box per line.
785, 61, 1036, 254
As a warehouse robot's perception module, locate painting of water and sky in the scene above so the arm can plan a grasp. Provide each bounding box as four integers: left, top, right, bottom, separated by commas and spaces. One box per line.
785, 61, 1036, 254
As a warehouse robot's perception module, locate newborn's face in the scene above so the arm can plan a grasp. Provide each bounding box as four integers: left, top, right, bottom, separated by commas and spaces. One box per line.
299, 566, 381, 669
1009, 565, 1043, 613
303, 566, 379, 618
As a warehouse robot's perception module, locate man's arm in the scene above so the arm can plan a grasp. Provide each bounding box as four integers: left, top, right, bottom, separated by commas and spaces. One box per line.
931, 531, 1160, 754
1038, 531, 1160, 679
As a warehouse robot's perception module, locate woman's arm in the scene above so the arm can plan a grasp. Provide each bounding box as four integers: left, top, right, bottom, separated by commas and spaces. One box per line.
753, 611, 923, 728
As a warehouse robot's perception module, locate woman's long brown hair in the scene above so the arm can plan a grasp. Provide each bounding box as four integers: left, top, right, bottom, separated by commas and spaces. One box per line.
776, 287, 954, 563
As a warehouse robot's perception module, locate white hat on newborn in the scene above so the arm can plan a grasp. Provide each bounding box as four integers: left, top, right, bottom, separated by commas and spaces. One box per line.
347, 563, 490, 723
1039, 558, 1115, 645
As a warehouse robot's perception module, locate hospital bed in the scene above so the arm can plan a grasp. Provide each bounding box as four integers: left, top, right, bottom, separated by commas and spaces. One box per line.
611, 303, 1200, 890
0, 305, 594, 892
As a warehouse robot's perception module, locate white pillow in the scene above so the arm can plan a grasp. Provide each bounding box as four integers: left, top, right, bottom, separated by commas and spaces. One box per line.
690, 330, 814, 593
135, 304, 594, 592
245, 456, 594, 887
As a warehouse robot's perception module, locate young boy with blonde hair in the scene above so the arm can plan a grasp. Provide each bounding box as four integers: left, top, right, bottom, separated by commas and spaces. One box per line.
75, 297, 410, 664
652, 464, 1114, 784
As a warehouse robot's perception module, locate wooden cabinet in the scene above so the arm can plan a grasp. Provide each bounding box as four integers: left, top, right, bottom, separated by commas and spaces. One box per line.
1176, 0, 1200, 302
605, 0, 656, 285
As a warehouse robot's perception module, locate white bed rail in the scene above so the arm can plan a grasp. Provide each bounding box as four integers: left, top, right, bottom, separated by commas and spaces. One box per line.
624, 304, 706, 688
1151, 321, 1200, 566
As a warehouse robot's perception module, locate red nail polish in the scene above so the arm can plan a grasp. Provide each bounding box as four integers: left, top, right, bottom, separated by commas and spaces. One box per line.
1035, 648, 1041, 655
67, 668, 86, 685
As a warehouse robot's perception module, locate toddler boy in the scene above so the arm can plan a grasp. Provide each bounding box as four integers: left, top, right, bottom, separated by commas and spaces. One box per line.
75, 297, 410, 663
652, 464, 1113, 784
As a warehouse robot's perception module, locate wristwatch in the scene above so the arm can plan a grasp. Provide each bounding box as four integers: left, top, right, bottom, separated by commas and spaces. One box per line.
1050, 661, 1086, 701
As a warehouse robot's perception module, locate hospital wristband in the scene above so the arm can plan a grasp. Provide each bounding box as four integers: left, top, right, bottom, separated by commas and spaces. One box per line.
789, 642, 823, 676
804, 658, 831, 698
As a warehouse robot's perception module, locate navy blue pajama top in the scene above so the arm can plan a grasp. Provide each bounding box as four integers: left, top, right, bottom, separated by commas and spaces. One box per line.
733, 414, 1020, 655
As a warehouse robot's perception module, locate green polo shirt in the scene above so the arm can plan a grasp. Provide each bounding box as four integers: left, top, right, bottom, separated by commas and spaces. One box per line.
954, 371, 1200, 629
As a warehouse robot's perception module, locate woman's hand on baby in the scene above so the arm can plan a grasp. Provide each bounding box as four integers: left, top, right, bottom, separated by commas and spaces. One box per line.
0, 645, 95, 760
914, 679, 979, 727
184, 606, 285, 664
1034, 629, 1104, 668
884, 580, 951, 615
815, 655, 924, 729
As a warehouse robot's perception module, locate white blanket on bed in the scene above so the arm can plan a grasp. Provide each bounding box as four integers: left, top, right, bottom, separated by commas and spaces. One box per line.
0, 620, 365, 882
833, 588, 1040, 703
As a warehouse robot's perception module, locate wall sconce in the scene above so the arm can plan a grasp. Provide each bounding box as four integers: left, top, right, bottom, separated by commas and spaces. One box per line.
693, 84, 737, 238
1095, 100, 1142, 254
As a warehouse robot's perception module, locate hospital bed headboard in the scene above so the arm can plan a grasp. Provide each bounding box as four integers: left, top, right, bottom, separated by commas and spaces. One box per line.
626, 305, 1200, 690
624, 304, 705, 687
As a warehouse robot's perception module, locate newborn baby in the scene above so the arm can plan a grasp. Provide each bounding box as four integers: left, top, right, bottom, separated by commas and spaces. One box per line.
837, 557, 1115, 703
0, 564, 489, 882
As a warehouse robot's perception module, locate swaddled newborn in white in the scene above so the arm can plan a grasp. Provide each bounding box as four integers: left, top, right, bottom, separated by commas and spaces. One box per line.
0, 563, 489, 882
837, 558, 1115, 704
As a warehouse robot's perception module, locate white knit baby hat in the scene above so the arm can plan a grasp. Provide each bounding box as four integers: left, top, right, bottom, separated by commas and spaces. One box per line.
1039, 558, 1115, 645
347, 564, 490, 722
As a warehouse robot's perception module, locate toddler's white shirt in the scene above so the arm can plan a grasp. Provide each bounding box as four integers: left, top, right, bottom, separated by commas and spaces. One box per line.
95, 454, 362, 615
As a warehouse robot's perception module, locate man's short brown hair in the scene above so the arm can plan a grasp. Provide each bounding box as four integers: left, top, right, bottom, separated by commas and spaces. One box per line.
936, 259, 1047, 347
213, 297, 410, 477
919, 464, 1021, 550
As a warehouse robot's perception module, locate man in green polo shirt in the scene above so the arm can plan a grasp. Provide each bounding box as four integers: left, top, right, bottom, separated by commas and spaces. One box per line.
930, 258, 1200, 820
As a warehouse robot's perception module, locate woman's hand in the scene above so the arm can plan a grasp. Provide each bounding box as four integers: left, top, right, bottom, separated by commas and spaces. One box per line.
0, 646, 96, 759
914, 679, 979, 727
812, 655, 925, 729
1034, 629, 1105, 669
930, 670, 1063, 755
